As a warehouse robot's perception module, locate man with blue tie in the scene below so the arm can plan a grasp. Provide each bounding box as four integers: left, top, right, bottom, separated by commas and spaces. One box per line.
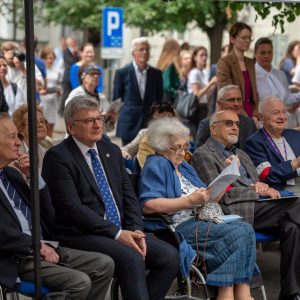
0, 114, 114, 299
113, 37, 164, 145
42, 96, 179, 300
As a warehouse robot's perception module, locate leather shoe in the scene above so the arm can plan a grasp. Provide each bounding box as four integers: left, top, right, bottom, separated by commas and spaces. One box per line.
278, 291, 300, 300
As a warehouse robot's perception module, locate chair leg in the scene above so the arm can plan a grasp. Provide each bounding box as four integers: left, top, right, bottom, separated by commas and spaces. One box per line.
260, 285, 267, 300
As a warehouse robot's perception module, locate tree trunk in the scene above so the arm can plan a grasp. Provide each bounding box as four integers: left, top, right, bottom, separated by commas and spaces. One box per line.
206, 21, 227, 65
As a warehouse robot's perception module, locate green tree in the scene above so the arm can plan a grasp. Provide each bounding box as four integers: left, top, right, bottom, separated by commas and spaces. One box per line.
42, 0, 300, 63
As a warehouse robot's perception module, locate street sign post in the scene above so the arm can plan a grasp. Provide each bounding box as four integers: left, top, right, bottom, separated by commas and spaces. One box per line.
101, 7, 123, 59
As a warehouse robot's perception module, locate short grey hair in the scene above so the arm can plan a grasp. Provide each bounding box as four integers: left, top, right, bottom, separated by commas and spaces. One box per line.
64, 96, 100, 124
217, 84, 241, 100
131, 37, 150, 52
258, 96, 284, 114
147, 117, 190, 152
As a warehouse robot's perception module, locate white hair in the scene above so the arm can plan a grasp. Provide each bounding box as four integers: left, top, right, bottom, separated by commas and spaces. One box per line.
147, 117, 190, 152
131, 37, 150, 52
258, 96, 284, 114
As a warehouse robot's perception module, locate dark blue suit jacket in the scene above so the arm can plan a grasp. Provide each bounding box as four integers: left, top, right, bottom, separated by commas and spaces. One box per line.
0, 167, 54, 289
42, 136, 144, 245
113, 63, 163, 142
245, 128, 300, 190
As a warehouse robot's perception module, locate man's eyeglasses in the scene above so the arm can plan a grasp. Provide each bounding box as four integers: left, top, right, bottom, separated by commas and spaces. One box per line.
73, 115, 105, 126
220, 97, 243, 103
134, 47, 150, 53
169, 144, 190, 155
212, 120, 240, 128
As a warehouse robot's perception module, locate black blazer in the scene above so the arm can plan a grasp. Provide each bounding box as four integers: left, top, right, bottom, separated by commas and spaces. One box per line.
0, 167, 54, 289
42, 136, 144, 243
113, 63, 163, 141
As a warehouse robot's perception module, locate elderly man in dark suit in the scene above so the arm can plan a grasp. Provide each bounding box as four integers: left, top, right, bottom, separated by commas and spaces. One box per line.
245, 97, 300, 195
42, 96, 179, 300
0, 115, 114, 299
0, 81, 9, 113
192, 109, 300, 300
113, 37, 163, 145
195, 84, 257, 149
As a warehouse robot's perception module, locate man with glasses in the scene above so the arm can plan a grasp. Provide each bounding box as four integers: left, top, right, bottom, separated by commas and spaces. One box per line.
0, 114, 114, 300
195, 85, 257, 149
42, 96, 179, 300
192, 109, 300, 300
245, 96, 300, 195
113, 37, 163, 145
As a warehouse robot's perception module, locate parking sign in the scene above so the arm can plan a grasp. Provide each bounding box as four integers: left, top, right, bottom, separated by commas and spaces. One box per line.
101, 7, 123, 59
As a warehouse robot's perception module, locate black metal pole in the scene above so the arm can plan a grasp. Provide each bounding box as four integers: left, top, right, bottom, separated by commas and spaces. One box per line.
24, 0, 42, 299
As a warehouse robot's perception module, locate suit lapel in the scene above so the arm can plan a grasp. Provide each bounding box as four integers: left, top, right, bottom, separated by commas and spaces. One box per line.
230, 52, 245, 94
0, 172, 23, 229
67, 137, 101, 198
130, 63, 143, 102
260, 129, 284, 161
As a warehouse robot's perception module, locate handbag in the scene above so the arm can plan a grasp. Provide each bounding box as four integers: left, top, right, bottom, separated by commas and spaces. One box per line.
174, 90, 199, 122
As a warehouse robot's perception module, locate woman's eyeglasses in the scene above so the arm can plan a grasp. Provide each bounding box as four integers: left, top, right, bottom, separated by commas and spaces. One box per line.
169, 144, 190, 154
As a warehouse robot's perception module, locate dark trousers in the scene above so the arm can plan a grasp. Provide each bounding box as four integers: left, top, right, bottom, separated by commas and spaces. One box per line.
61, 233, 179, 300
254, 198, 300, 295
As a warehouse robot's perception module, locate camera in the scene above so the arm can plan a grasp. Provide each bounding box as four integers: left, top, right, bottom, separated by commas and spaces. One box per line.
14, 50, 26, 62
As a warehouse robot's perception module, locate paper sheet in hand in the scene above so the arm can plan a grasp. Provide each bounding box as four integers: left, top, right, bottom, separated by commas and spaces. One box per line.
208, 157, 241, 201
107, 98, 124, 113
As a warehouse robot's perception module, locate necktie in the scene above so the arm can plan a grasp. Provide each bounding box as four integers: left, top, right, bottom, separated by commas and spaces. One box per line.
0, 170, 32, 227
224, 146, 237, 155
88, 149, 121, 228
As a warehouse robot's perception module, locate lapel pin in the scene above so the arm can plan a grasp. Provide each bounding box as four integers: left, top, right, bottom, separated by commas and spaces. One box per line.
106, 153, 110, 158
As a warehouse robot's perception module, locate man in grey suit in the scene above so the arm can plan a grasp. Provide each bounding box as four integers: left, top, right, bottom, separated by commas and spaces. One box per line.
195, 84, 257, 149
192, 110, 300, 300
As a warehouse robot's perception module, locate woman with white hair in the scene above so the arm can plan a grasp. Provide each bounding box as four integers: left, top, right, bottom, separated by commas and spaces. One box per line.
140, 117, 258, 300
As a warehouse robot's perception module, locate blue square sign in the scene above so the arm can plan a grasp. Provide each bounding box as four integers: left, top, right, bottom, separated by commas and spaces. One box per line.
102, 7, 123, 49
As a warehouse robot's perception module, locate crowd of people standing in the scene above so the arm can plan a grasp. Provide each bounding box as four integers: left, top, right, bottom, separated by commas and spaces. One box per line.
1, 21, 300, 300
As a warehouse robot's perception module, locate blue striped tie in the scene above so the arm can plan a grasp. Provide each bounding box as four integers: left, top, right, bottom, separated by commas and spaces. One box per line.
0, 170, 32, 227
88, 149, 121, 228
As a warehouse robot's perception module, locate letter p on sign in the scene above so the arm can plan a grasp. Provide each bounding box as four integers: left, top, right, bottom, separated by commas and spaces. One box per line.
107, 11, 119, 36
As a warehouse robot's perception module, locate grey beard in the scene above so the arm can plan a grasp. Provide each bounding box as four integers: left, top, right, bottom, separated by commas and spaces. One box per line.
227, 135, 238, 145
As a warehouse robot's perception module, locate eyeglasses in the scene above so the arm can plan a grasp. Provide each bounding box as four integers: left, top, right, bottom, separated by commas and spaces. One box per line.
212, 120, 240, 128
220, 97, 243, 103
169, 144, 190, 154
237, 35, 254, 42
134, 47, 150, 53
73, 115, 105, 126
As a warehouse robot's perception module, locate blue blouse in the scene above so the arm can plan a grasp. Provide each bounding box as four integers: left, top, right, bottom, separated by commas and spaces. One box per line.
139, 154, 206, 230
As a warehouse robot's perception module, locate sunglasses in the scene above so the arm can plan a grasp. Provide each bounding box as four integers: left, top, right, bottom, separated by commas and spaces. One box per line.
212, 120, 240, 128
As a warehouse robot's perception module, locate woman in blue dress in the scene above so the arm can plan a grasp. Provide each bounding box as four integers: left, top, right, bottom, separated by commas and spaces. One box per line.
139, 117, 257, 300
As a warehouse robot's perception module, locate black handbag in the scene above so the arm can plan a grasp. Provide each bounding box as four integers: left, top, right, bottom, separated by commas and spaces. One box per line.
174, 90, 199, 122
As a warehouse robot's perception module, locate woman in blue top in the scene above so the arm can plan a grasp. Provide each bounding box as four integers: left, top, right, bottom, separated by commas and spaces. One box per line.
69, 43, 103, 93
140, 117, 257, 300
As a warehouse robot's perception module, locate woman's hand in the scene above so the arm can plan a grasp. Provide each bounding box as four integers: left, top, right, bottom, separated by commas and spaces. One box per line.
14, 153, 30, 178
188, 188, 210, 207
